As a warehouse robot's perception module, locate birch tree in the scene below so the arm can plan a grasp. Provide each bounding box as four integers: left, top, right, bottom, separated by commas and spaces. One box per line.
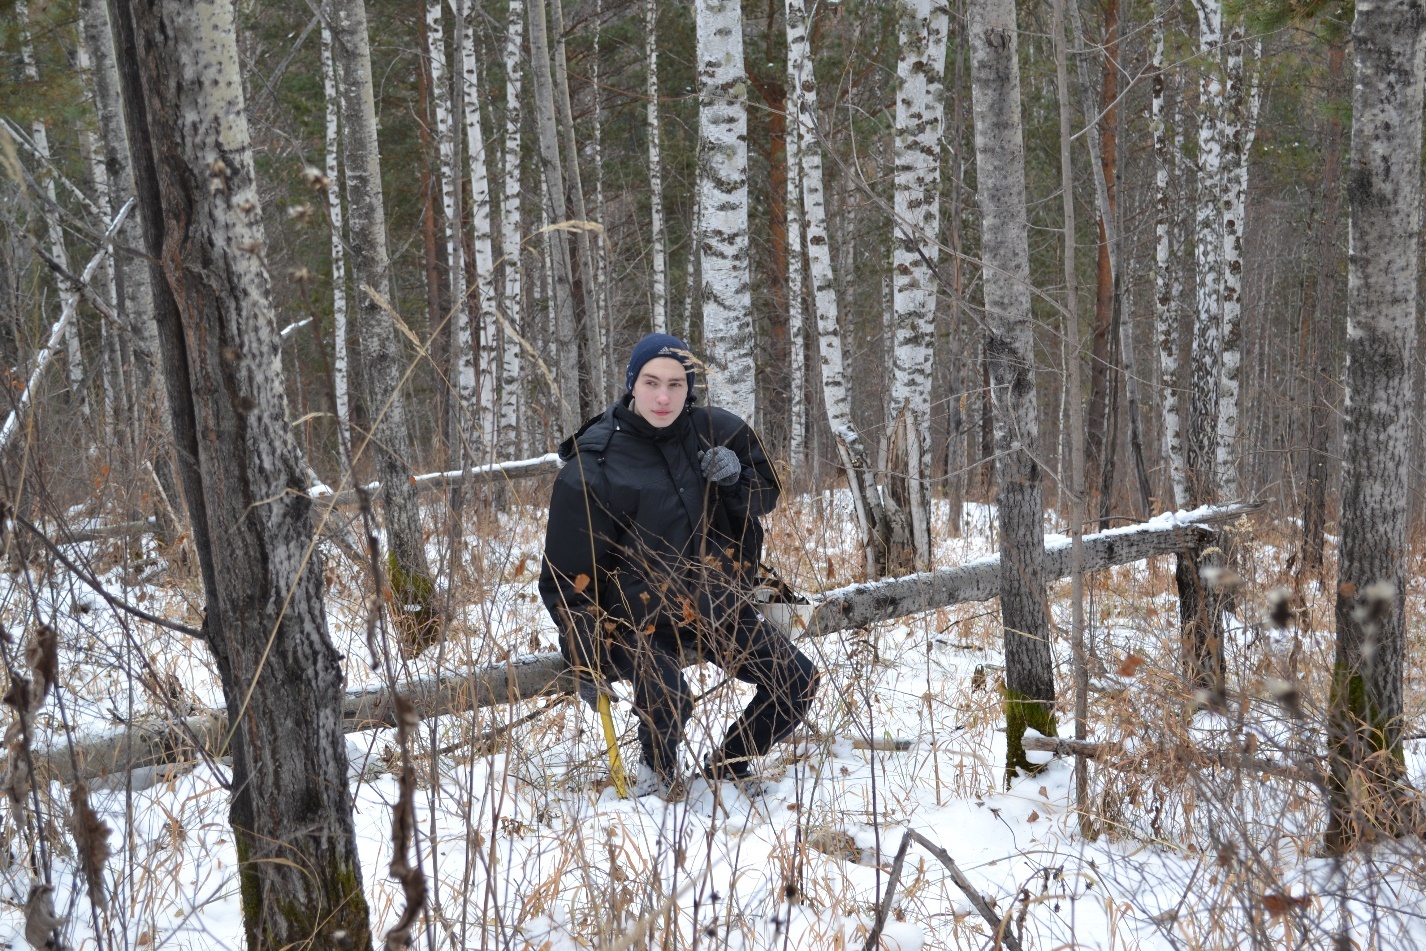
107, 0, 373, 944
967, 0, 1057, 777
645, 0, 668, 334
457, 0, 501, 456
549, 0, 605, 405
320, 10, 351, 469
785, 54, 807, 470
889, 0, 950, 572
499, 0, 526, 453
79, 0, 173, 510
427, 0, 466, 371
1327, 0, 1426, 850
1215, 23, 1260, 500
17, 1, 85, 414
330, 0, 440, 651
76, 30, 127, 428
527, 0, 580, 433
697, 0, 756, 421
1187, 0, 1224, 507
1152, 0, 1187, 508
788, 0, 888, 577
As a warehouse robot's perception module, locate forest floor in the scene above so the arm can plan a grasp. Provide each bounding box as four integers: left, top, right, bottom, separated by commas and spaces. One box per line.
1, 486, 1424, 950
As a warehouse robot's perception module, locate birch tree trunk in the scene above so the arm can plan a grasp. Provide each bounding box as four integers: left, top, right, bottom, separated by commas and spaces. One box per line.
645, 0, 668, 334
1053, 0, 1090, 830
967, 0, 1057, 778
697, 0, 756, 421
77, 31, 129, 433
427, 0, 466, 372
889, 0, 950, 572
1188, 0, 1224, 507
331, 0, 440, 652
321, 12, 352, 469
1215, 21, 1256, 500
786, 65, 807, 469
499, 0, 526, 454
457, 0, 500, 457
548, 0, 605, 407
527, 0, 580, 433
1152, 0, 1187, 508
1327, 0, 1426, 851
107, 1, 373, 945
18, 1, 86, 416
788, 0, 887, 577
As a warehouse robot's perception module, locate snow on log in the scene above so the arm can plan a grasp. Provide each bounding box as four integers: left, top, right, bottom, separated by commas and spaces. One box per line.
52, 452, 564, 544
315, 452, 562, 508
27, 502, 1258, 785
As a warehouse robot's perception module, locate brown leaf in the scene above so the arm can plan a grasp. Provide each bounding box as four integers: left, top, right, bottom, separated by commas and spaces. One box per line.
1117, 654, 1146, 677
572, 573, 591, 594
1338, 582, 1358, 599
1027, 810, 1040, 824
1260, 892, 1311, 916
27, 625, 58, 710
682, 599, 698, 625
70, 783, 112, 912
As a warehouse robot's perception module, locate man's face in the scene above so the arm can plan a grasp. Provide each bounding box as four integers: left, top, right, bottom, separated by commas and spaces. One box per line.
630, 356, 689, 428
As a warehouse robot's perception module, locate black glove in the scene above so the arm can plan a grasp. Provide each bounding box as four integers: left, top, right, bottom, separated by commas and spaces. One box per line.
700, 446, 742, 486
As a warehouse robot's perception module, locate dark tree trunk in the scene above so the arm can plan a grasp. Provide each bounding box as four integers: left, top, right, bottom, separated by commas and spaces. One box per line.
107, 0, 373, 945
968, 0, 1057, 781
1301, 38, 1346, 575
1327, 0, 1426, 852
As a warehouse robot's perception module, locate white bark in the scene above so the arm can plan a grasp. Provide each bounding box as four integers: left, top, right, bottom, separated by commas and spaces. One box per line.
427, 0, 467, 346
788, 0, 886, 576
18, 1, 85, 414
1152, 0, 1186, 507
1215, 17, 1249, 499
456, 0, 500, 458
890, 0, 950, 570
645, 0, 668, 333
1187, 0, 1224, 504
77, 29, 127, 428
697, 0, 756, 420
548, 0, 605, 405
527, 0, 580, 433
499, 0, 526, 454
786, 67, 807, 468
331, 0, 437, 631
321, 14, 351, 467
0, 202, 134, 454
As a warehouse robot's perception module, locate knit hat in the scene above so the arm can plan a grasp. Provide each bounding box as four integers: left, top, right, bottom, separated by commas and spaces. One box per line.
625, 333, 696, 393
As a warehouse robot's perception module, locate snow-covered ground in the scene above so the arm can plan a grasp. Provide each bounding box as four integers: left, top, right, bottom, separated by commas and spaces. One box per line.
1, 493, 1424, 949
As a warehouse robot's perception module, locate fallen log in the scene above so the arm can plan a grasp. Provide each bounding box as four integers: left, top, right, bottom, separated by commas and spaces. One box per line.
26, 503, 1259, 785
51, 453, 564, 544
315, 452, 562, 509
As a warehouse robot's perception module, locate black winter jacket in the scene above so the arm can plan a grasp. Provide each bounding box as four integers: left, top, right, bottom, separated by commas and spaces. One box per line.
538, 398, 780, 674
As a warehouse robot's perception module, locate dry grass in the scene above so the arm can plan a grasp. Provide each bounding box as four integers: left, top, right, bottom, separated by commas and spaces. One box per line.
1, 493, 1425, 949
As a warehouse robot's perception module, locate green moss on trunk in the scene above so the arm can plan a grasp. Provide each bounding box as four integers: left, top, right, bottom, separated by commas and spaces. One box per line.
1004, 687, 1057, 785
388, 551, 441, 656
235, 830, 374, 949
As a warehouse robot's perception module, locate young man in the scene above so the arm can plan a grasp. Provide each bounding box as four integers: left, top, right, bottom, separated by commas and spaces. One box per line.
539, 333, 819, 799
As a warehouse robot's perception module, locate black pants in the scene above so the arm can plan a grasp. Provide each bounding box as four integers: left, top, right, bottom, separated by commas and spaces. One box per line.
606, 603, 819, 779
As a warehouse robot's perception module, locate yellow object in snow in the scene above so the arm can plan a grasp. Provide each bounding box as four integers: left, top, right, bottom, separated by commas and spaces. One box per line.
598, 692, 628, 798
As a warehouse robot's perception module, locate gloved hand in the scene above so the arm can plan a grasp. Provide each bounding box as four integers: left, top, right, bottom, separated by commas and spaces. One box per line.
700, 445, 743, 486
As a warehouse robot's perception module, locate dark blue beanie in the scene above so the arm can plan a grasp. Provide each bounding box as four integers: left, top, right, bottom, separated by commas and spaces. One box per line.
625, 333, 696, 393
